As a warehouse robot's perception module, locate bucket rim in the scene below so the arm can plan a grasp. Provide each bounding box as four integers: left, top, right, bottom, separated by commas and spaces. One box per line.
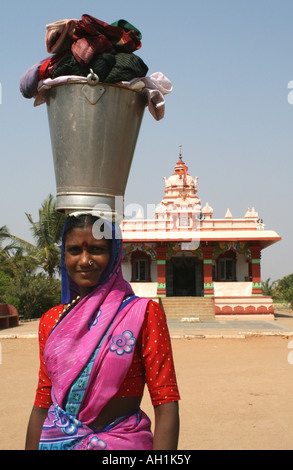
47, 78, 142, 94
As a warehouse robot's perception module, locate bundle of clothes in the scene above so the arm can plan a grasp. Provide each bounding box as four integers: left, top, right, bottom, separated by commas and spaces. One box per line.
20, 15, 172, 120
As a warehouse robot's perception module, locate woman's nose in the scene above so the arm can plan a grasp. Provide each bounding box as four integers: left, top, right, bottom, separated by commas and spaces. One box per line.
79, 250, 91, 266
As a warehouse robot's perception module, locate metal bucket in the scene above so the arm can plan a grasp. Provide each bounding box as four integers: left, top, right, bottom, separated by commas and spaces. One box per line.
46, 74, 146, 220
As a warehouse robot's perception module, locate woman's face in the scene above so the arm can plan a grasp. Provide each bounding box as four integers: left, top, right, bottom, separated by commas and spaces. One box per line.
64, 226, 111, 298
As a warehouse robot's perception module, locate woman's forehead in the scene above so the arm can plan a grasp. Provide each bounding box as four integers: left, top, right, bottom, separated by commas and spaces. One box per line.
65, 226, 107, 245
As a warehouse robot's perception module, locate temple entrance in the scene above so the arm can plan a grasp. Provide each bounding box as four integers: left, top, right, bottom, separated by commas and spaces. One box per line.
166, 256, 203, 297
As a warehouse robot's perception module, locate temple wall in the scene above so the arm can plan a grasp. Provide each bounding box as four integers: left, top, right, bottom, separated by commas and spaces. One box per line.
130, 282, 158, 298
214, 281, 274, 317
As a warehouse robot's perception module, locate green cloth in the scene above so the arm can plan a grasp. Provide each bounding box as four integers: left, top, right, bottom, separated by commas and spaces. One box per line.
52, 52, 148, 83
110, 20, 143, 40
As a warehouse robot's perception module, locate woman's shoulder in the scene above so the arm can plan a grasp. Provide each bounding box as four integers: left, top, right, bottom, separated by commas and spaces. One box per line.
141, 300, 167, 328
39, 304, 64, 332
42, 304, 64, 319
146, 300, 166, 317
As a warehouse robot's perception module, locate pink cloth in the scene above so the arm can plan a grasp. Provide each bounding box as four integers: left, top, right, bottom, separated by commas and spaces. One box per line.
39, 220, 153, 450
44, 269, 149, 424
46, 19, 77, 55
40, 405, 152, 450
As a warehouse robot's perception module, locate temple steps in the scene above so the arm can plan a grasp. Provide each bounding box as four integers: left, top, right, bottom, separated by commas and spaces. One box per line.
159, 297, 215, 321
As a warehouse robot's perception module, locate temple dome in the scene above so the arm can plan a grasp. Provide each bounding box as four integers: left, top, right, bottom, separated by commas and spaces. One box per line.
156, 152, 202, 220
163, 154, 199, 200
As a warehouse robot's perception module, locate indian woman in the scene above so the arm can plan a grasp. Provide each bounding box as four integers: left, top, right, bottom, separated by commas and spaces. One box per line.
25, 213, 180, 450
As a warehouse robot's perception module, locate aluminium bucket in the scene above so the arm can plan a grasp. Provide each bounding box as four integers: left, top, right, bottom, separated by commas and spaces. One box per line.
46, 74, 146, 220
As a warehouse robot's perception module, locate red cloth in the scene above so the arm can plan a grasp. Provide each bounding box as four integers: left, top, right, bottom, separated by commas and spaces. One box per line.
40, 15, 143, 79
35, 301, 180, 409
72, 15, 142, 66
44, 15, 142, 69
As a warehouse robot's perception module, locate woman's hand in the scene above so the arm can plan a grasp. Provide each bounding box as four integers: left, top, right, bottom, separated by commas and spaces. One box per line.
25, 406, 48, 450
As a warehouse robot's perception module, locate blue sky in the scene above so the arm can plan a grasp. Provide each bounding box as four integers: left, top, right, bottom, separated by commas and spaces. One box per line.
0, 0, 292, 282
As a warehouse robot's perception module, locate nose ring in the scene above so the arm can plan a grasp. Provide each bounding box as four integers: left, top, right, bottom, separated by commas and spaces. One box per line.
88, 259, 94, 266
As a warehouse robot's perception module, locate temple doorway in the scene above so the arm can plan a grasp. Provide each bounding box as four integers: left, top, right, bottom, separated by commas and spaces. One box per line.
166, 256, 203, 297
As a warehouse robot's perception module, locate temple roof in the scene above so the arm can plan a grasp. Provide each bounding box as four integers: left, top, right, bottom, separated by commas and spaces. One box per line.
121, 153, 281, 249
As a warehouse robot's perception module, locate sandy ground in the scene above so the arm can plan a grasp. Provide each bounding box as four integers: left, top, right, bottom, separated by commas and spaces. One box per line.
1, 334, 293, 450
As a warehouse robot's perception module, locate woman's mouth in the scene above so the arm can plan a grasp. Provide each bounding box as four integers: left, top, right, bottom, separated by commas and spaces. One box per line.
78, 270, 95, 277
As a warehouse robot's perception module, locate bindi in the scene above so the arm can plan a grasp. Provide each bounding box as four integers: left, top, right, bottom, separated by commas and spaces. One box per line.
82, 241, 88, 247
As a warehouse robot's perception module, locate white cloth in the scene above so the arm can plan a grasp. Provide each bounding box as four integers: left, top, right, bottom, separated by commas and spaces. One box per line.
34, 76, 87, 106
121, 72, 173, 121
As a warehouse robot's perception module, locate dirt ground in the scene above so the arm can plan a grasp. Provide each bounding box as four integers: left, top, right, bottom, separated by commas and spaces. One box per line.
1, 335, 293, 450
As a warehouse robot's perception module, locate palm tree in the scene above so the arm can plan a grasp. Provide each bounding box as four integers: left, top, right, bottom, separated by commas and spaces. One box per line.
0, 225, 14, 272
0, 225, 11, 261
0, 225, 10, 240
0, 219, 41, 275
25, 194, 66, 277
262, 278, 275, 296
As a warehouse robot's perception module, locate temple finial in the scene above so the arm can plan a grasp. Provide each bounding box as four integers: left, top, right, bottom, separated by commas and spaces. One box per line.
179, 144, 183, 160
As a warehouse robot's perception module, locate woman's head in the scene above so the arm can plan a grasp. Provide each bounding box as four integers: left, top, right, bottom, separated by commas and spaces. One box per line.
61, 214, 121, 301
62, 213, 111, 247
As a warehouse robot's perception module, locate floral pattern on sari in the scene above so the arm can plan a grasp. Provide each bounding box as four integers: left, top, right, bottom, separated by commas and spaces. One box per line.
109, 330, 136, 356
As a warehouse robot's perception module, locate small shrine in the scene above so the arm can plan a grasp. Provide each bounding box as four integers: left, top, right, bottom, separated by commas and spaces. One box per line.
121, 152, 281, 317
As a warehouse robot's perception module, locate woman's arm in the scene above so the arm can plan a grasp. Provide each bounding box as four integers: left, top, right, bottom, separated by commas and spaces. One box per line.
25, 406, 48, 450
141, 302, 180, 449
153, 401, 180, 450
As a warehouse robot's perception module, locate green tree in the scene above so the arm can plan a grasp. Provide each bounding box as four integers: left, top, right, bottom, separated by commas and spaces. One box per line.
0, 226, 32, 285
0, 225, 13, 267
0, 196, 66, 317
25, 194, 66, 278
0, 223, 45, 278
0, 225, 10, 242
3, 271, 61, 319
272, 274, 293, 303
0, 270, 12, 299
262, 278, 277, 296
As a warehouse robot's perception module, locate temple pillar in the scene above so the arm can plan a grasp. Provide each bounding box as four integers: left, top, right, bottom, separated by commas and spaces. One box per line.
202, 245, 214, 297
250, 245, 262, 295
155, 246, 168, 297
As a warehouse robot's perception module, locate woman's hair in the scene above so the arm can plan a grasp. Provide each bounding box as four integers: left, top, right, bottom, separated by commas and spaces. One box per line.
62, 214, 111, 247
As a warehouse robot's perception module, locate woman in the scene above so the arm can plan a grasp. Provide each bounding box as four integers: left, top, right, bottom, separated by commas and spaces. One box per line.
25, 213, 180, 450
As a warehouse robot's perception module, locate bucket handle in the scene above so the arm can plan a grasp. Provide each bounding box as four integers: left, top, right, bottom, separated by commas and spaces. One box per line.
81, 69, 105, 105
87, 69, 100, 86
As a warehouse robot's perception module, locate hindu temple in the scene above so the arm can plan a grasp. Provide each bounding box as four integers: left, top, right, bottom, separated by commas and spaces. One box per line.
121, 152, 281, 319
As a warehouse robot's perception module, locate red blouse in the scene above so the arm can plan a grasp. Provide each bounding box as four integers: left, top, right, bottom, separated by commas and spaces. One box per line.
34, 300, 180, 409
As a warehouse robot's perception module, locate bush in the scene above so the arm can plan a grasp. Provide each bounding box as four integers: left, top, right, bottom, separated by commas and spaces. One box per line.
3, 272, 61, 319
272, 274, 293, 304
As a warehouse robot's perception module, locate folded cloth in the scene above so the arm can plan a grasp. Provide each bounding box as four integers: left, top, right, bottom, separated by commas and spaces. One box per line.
45, 14, 142, 67
71, 36, 113, 65
21, 15, 145, 98
34, 76, 87, 106
71, 15, 142, 65
20, 51, 148, 99
121, 72, 173, 121
20, 58, 50, 98
51, 51, 148, 83
46, 19, 78, 55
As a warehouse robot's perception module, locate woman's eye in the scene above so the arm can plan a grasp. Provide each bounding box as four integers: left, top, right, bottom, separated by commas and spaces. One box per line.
89, 246, 106, 254
65, 245, 109, 255
66, 247, 81, 255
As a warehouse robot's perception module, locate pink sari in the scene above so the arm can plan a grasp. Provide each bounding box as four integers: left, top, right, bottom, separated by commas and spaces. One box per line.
39, 223, 152, 450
